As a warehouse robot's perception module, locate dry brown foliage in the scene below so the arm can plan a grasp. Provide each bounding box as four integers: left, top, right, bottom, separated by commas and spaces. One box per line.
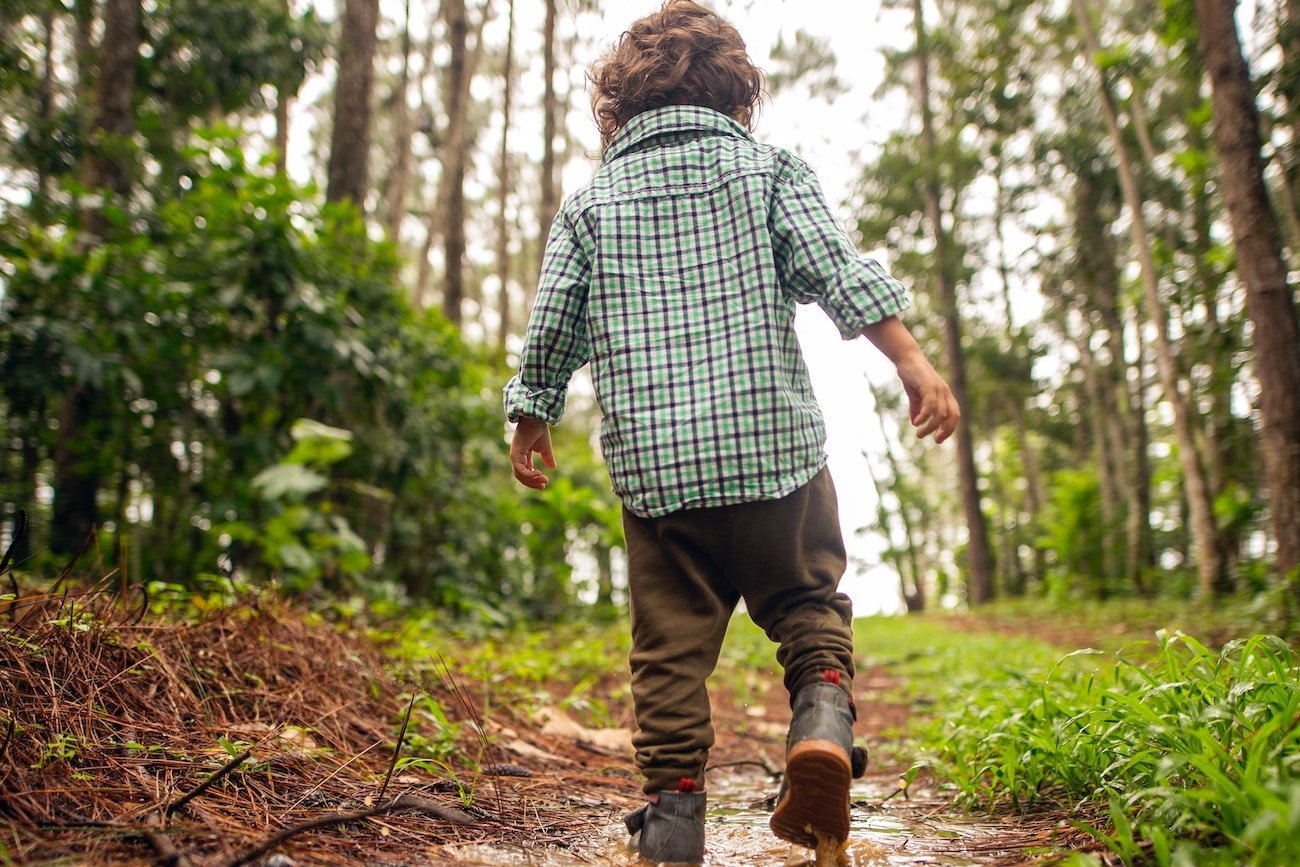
0, 592, 630, 865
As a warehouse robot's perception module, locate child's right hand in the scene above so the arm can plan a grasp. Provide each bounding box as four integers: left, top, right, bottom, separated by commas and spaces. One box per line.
510, 417, 558, 489
895, 353, 960, 444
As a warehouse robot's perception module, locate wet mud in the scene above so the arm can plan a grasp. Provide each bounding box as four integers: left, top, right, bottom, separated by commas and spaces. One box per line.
435, 769, 1087, 866
429, 665, 1096, 866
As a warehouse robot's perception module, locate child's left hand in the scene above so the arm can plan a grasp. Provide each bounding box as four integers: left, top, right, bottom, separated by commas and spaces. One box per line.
510, 417, 557, 489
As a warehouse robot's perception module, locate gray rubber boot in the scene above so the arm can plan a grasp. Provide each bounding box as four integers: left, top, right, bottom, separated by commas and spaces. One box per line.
769, 681, 860, 849
624, 790, 707, 864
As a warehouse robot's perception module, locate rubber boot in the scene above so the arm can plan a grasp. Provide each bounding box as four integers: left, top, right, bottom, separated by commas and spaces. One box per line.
624, 789, 707, 864
769, 678, 862, 849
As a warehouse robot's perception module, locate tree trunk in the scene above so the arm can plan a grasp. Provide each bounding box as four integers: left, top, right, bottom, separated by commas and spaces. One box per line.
1126, 315, 1156, 584
51, 388, 98, 556
410, 31, 439, 311
867, 378, 925, 612
1073, 162, 1149, 591
1276, 0, 1300, 256
32, 6, 56, 212
496, 0, 517, 354
1196, 0, 1300, 592
382, 0, 415, 240
434, 0, 490, 326
73, 0, 95, 132
537, 0, 559, 276
1076, 0, 1229, 596
272, 0, 294, 174
57, 0, 142, 557
993, 166, 1043, 589
912, 0, 995, 605
1079, 337, 1121, 585
274, 89, 291, 175
80, 0, 140, 200
440, 0, 469, 325
326, 0, 379, 206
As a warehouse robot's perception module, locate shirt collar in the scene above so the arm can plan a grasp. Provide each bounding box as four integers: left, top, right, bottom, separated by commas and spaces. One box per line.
602, 105, 754, 164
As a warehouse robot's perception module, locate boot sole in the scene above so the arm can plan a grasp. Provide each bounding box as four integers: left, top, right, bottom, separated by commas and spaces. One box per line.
769, 738, 852, 848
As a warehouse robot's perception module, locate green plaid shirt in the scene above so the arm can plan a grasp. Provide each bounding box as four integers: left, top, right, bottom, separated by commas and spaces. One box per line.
504, 105, 909, 518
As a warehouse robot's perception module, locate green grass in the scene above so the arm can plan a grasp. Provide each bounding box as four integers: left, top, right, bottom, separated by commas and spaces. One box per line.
961, 594, 1297, 650
860, 616, 1300, 866
376, 610, 787, 728
373, 613, 634, 728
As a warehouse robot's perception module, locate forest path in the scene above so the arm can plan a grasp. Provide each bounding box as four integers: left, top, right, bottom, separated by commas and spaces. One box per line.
437, 657, 1099, 866
1, 598, 1108, 866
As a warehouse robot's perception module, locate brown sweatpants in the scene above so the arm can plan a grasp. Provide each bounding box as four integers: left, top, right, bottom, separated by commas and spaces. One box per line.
621, 466, 855, 794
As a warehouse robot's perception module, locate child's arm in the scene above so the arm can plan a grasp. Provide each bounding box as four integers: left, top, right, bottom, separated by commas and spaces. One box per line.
504, 213, 592, 489
861, 315, 960, 444
510, 416, 556, 489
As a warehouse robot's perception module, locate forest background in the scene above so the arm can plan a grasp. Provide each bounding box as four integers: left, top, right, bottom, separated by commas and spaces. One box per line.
2, 0, 1299, 627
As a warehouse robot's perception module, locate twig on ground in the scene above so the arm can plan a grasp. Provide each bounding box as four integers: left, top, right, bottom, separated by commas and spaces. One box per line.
705, 758, 781, 778
222, 793, 477, 867
165, 750, 252, 818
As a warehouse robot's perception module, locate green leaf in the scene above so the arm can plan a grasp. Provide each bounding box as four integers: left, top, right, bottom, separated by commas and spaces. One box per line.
251, 463, 327, 500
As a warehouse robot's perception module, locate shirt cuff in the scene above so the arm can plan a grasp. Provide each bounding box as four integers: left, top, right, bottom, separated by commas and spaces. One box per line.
503, 375, 567, 425
820, 259, 912, 340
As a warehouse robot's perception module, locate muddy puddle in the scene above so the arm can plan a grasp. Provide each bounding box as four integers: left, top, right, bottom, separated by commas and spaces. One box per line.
436, 769, 1077, 866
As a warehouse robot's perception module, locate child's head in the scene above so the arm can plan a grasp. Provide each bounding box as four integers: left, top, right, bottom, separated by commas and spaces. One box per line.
589, 0, 765, 149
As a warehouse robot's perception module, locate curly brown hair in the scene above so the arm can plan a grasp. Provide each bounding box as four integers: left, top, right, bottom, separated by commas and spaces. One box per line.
589, 0, 765, 150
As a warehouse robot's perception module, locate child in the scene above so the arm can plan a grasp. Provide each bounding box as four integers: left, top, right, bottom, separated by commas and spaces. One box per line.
504, 1, 959, 861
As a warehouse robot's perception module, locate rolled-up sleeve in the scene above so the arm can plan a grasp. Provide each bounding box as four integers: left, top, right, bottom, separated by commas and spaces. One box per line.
769, 157, 910, 339
504, 212, 592, 424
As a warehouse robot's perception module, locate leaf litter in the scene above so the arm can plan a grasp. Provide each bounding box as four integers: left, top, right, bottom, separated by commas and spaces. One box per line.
1, 590, 1107, 866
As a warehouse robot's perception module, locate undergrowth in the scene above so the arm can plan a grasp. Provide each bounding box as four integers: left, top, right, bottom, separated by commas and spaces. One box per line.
372, 607, 785, 730
863, 616, 1300, 866
371, 611, 634, 729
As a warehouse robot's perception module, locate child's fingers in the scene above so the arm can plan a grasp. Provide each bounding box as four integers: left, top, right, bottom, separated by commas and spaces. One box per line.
510, 442, 549, 489
911, 387, 939, 437
906, 383, 923, 424
915, 408, 940, 439
931, 394, 960, 444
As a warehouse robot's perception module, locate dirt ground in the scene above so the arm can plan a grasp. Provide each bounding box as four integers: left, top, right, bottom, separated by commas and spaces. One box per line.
0, 596, 1107, 866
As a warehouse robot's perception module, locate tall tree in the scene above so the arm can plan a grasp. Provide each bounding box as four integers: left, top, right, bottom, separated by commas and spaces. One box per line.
326, 0, 379, 205
866, 377, 927, 611
80, 0, 141, 200
912, 0, 996, 604
1068, 154, 1153, 591
440, 0, 469, 325
1195, 0, 1300, 593
381, 0, 416, 239
52, 0, 143, 556
496, 0, 517, 353
436, 0, 490, 326
537, 0, 559, 270
273, 0, 295, 174
1075, 0, 1229, 596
